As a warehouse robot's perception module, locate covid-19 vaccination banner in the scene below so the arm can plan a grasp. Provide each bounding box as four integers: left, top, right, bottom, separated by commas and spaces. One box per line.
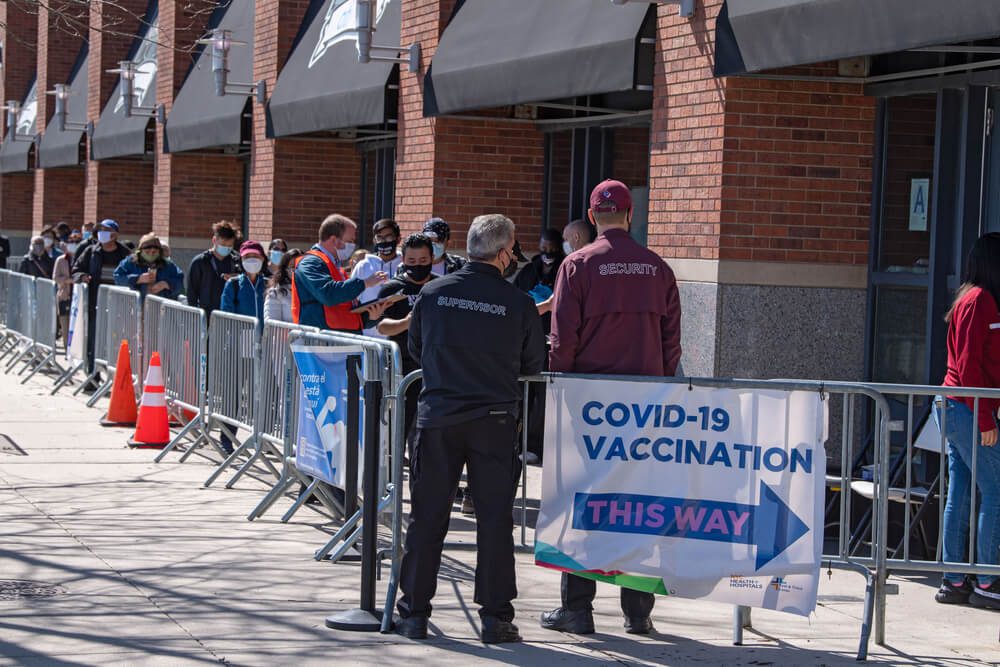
290, 344, 364, 490
535, 377, 827, 616
65, 284, 87, 366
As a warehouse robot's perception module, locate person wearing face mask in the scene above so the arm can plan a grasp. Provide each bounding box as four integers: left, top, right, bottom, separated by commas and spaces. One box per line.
18, 235, 55, 279
267, 238, 287, 274
562, 218, 596, 255
375, 233, 437, 447
40, 226, 63, 260
541, 180, 681, 638
514, 229, 565, 311
421, 217, 466, 276
351, 218, 403, 338
71, 219, 132, 383
221, 241, 268, 327
394, 214, 544, 644
187, 220, 242, 318
291, 214, 390, 333
114, 233, 184, 301
53, 232, 83, 341
79, 221, 96, 248
264, 249, 303, 323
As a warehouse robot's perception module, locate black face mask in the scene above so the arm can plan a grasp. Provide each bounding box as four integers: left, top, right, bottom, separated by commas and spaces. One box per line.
502, 254, 519, 279
375, 240, 397, 255
405, 264, 432, 282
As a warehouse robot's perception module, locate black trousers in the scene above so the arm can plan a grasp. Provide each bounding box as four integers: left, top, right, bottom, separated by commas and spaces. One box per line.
398, 413, 521, 620
561, 572, 655, 618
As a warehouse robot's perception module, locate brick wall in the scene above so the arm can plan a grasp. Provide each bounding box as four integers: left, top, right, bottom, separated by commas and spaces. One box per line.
33, 0, 88, 232
0, 1, 38, 238
152, 1, 220, 240
84, 0, 150, 229
719, 73, 874, 265
613, 126, 651, 189
87, 161, 154, 235
433, 117, 545, 247
648, 1, 724, 261
650, 2, 874, 266
271, 138, 362, 246
247, 0, 312, 241
160, 154, 246, 240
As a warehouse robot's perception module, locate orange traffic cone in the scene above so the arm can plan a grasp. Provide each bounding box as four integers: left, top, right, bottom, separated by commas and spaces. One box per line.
128, 352, 171, 449
100, 340, 138, 427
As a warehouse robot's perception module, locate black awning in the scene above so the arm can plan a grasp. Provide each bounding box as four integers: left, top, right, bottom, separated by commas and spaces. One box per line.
423, 0, 651, 116
0, 80, 38, 174
268, 0, 400, 137
91, 7, 159, 160
37, 47, 89, 169
715, 0, 1000, 76
164, 0, 253, 153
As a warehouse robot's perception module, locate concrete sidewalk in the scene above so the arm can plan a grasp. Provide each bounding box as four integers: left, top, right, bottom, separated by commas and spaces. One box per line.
0, 370, 997, 666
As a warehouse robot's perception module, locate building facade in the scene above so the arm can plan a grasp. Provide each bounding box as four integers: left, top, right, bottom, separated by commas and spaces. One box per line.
1, 0, 998, 389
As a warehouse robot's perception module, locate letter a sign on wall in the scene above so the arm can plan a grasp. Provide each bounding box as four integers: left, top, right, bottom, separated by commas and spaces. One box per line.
535, 377, 827, 615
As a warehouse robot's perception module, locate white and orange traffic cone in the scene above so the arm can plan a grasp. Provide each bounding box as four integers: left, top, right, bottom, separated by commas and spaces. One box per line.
128, 352, 171, 449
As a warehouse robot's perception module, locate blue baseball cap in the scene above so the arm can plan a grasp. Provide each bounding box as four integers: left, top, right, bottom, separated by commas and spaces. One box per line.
99, 219, 120, 232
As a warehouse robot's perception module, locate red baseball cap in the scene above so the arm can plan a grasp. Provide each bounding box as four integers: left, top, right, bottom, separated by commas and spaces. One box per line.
589, 179, 632, 214
239, 240, 266, 258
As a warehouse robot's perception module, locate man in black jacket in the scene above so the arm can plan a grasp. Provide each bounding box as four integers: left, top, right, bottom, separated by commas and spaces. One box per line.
395, 214, 545, 644
186, 220, 241, 318
71, 220, 131, 377
0, 232, 11, 269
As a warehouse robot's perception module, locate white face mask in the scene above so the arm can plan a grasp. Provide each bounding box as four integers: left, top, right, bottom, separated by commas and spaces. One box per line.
563, 240, 573, 255
337, 242, 356, 262
65, 243, 79, 254
43, 237, 54, 249
242, 258, 264, 275
97, 231, 113, 244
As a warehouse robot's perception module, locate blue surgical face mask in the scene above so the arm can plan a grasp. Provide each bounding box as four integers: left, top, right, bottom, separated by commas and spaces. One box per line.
97, 231, 113, 244
214, 244, 232, 258
269, 250, 284, 266
82, 230, 92, 241
432, 243, 445, 260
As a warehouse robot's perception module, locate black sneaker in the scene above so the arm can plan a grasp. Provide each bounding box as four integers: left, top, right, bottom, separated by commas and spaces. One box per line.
481, 617, 521, 644
539, 607, 595, 634
394, 615, 428, 639
935, 578, 974, 604
969, 579, 1000, 611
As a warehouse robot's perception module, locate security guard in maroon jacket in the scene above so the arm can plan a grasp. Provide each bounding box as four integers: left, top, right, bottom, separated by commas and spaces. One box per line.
541, 179, 682, 636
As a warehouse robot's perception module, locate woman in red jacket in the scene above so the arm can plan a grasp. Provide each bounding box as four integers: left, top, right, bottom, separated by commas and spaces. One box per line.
935, 232, 1000, 610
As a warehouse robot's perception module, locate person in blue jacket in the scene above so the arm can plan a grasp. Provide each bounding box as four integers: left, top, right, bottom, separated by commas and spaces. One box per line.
113, 233, 184, 300
220, 240, 267, 325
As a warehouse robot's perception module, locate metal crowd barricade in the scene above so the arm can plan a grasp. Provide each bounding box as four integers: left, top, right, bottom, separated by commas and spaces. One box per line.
153, 299, 210, 462
142, 294, 168, 380
0, 269, 10, 344
3, 272, 36, 373
851, 381, 1000, 650
246, 319, 323, 521
378, 371, 890, 661
85, 286, 141, 407
74, 285, 107, 397
19, 277, 63, 384
203, 311, 269, 487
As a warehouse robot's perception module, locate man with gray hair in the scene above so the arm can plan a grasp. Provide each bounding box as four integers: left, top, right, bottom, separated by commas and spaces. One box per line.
394, 214, 545, 644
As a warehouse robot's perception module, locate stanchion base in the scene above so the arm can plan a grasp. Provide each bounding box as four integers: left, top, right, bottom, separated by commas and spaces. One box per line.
325, 608, 384, 632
